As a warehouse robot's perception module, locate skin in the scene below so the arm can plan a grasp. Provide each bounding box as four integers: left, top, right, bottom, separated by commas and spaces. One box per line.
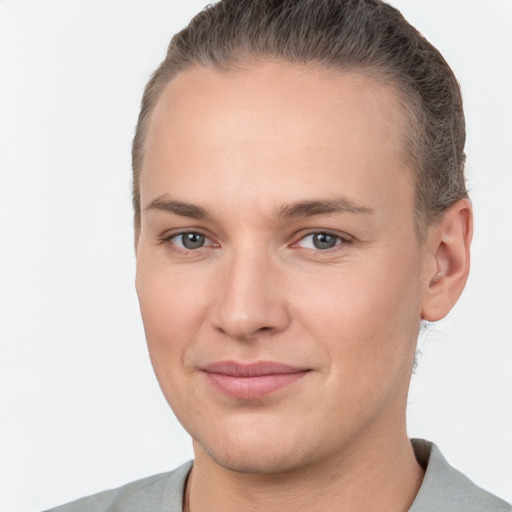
135, 62, 472, 512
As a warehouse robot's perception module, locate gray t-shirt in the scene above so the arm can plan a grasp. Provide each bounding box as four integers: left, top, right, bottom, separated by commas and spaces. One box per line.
45, 439, 510, 512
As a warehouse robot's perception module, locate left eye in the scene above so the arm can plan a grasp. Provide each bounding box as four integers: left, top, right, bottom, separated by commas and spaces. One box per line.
296, 232, 344, 250
170, 232, 209, 250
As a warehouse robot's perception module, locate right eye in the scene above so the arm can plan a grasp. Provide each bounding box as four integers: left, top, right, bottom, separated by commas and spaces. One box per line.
168, 232, 209, 250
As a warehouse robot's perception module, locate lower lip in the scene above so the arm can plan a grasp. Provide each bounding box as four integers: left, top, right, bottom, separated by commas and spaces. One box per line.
203, 371, 308, 399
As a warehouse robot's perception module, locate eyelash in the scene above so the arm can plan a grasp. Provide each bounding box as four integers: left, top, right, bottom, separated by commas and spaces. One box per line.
160, 230, 218, 253
159, 229, 352, 254
292, 230, 353, 252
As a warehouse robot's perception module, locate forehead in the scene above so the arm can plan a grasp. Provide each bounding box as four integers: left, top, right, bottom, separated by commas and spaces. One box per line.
141, 62, 414, 219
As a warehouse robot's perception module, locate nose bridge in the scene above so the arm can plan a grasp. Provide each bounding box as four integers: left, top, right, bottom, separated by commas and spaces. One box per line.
212, 243, 289, 341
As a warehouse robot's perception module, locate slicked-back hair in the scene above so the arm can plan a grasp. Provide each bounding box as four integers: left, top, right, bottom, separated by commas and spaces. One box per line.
132, 0, 467, 237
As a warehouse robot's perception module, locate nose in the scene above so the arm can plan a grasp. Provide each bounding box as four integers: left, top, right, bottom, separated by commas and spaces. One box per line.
211, 249, 291, 341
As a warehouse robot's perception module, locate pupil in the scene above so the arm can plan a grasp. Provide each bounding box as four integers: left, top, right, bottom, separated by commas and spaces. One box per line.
182, 233, 205, 249
313, 233, 337, 250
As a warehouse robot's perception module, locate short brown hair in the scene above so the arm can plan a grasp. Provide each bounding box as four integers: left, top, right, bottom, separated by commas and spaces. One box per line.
132, 0, 467, 236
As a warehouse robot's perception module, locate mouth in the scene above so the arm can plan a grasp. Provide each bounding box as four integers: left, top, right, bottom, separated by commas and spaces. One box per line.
200, 360, 311, 399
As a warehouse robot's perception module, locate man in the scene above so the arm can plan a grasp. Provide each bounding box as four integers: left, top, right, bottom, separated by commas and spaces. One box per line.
46, 0, 509, 510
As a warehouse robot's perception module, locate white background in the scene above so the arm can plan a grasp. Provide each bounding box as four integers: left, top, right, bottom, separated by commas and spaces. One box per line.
0, 1, 511, 510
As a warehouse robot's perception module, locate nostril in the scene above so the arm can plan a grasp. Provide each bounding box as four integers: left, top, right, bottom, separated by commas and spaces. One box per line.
215, 322, 278, 342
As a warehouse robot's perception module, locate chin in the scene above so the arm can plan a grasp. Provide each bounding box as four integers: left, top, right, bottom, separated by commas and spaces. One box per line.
189, 413, 329, 475
200, 438, 310, 475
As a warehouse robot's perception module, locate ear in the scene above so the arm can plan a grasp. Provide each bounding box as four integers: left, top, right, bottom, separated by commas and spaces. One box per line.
421, 199, 473, 322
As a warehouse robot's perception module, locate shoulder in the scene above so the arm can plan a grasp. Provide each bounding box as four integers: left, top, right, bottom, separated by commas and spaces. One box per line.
43, 461, 192, 512
410, 439, 510, 512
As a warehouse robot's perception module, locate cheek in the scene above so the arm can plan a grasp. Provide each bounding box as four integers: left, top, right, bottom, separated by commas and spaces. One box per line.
135, 259, 208, 373
291, 256, 422, 377
135, 262, 214, 427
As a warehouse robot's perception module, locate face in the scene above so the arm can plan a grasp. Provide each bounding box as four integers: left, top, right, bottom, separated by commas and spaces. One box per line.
135, 63, 428, 474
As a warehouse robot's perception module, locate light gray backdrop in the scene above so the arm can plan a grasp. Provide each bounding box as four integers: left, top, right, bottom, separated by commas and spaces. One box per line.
0, 1, 511, 510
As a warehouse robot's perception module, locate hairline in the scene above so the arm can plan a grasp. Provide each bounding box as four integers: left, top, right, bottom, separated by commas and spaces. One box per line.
133, 57, 432, 242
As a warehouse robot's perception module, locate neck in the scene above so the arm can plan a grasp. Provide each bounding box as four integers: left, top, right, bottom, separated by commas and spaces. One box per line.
184, 425, 424, 512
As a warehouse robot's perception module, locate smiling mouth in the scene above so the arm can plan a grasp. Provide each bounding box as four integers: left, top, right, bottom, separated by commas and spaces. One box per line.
201, 360, 310, 399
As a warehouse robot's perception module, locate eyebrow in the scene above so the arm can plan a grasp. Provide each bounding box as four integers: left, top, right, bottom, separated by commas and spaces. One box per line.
144, 195, 209, 219
275, 196, 375, 218
143, 194, 374, 220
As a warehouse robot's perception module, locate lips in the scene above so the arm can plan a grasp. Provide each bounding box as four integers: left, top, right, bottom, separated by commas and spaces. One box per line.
201, 361, 310, 399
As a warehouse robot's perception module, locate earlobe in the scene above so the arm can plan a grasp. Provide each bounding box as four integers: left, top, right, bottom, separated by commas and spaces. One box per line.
421, 199, 473, 322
